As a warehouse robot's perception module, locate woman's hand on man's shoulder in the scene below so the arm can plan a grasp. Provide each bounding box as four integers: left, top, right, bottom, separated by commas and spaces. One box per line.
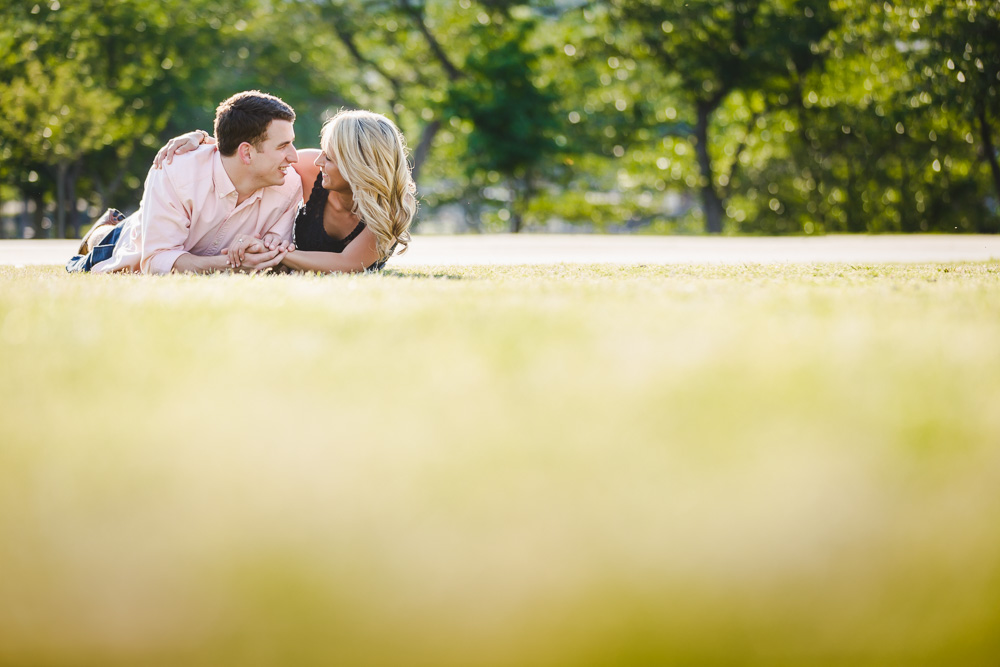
153, 131, 214, 170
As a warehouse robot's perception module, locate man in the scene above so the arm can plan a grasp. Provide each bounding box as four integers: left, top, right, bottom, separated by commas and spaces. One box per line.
67, 90, 302, 274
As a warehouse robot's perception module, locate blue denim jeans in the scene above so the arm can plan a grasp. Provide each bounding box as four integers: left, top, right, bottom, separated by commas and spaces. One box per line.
66, 225, 125, 273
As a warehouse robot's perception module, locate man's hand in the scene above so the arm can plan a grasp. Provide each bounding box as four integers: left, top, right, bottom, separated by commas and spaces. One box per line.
235, 244, 285, 273
226, 235, 263, 269
226, 234, 294, 268
261, 232, 294, 252
225, 236, 287, 273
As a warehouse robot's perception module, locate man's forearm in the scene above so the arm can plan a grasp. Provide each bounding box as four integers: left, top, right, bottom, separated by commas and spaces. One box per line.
170, 252, 229, 274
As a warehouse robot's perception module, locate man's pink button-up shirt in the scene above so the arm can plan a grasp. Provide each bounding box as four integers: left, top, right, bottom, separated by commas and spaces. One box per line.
93, 145, 302, 274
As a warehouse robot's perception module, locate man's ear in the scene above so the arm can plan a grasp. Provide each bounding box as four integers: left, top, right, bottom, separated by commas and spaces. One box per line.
238, 142, 253, 165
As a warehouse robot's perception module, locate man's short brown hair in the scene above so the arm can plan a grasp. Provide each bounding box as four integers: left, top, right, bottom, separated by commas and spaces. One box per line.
214, 91, 295, 156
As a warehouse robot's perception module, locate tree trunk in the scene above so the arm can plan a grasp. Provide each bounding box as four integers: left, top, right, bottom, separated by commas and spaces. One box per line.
31, 192, 45, 238
92, 166, 127, 212
463, 198, 484, 233
19, 193, 29, 238
55, 162, 67, 239
509, 212, 522, 233
845, 146, 861, 233
509, 178, 523, 233
66, 160, 83, 238
977, 103, 1000, 210
694, 102, 725, 234
508, 174, 535, 234
411, 120, 440, 184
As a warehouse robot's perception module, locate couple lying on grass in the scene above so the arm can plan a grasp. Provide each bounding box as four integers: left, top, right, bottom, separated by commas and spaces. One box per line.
68, 90, 416, 275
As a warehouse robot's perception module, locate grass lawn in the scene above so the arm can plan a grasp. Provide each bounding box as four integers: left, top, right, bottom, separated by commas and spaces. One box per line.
1, 262, 999, 666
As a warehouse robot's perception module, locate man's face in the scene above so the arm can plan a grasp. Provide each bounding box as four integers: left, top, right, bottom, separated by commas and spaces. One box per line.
249, 119, 298, 188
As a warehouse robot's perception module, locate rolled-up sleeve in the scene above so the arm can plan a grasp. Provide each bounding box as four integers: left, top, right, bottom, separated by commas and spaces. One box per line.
139, 167, 192, 275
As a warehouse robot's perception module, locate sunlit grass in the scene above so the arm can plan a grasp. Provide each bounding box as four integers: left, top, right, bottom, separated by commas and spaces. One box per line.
2, 262, 999, 665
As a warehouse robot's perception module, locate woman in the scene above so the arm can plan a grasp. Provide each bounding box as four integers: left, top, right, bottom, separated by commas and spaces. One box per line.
156, 109, 416, 273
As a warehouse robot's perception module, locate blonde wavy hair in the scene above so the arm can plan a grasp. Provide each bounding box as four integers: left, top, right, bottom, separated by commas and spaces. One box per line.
321, 109, 416, 261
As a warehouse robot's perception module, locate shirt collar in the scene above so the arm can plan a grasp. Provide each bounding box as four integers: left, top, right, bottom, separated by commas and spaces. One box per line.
212, 149, 238, 199
212, 149, 265, 204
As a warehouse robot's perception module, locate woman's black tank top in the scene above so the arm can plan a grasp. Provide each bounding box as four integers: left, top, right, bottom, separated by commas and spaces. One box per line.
293, 173, 366, 253
292, 174, 394, 271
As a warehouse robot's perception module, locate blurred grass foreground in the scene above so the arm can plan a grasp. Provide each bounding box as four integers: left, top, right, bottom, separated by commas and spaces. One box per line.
2, 262, 999, 666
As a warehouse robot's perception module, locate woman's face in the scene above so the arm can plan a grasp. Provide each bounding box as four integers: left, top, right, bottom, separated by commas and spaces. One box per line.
315, 149, 351, 193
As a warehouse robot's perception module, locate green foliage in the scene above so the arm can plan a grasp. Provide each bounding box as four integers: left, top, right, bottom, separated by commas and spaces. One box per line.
1, 0, 999, 236
611, 0, 843, 232
0, 0, 258, 235
445, 20, 559, 177
0, 56, 122, 181
753, 0, 1000, 234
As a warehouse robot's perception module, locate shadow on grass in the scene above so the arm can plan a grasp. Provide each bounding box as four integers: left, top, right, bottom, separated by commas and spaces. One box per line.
382, 269, 465, 280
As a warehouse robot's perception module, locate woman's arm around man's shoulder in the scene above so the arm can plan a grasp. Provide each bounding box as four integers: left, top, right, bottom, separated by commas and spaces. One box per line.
291, 149, 322, 194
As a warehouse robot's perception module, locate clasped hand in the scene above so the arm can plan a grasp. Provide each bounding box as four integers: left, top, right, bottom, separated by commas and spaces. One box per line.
225, 233, 295, 272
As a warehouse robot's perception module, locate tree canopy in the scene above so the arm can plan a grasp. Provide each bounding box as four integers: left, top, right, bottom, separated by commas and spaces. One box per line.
1, 0, 997, 237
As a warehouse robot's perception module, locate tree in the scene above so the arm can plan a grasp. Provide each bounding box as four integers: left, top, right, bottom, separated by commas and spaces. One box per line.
764, 0, 998, 233
444, 9, 561, 232
0, 58, 123, 237
912, 0, 1000, 209
611, 0, 840, 233
0, 0, 256, 237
